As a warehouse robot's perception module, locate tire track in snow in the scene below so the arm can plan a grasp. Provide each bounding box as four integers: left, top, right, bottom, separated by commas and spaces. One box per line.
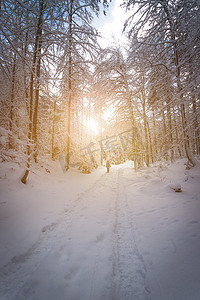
83, 172, 118, 300
112, 168, 151, 300
0, 171, 108, 300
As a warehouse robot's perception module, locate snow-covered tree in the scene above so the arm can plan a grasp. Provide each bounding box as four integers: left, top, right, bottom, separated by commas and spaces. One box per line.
123, 0, 200, 166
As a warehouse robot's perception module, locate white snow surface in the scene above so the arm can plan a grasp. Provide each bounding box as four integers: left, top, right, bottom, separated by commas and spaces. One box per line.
0, 159, 200, 300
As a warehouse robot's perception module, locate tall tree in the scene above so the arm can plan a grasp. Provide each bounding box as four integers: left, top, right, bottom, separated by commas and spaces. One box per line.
57, 0, 106, 170
124, 0, 200, 166
32, 0, 44, 163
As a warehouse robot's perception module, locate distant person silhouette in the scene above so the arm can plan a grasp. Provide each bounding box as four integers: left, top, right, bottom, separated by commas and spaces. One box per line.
106, 160, 111, 173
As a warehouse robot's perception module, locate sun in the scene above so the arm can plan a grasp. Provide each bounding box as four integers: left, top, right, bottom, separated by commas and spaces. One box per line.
87, 118, 99, 135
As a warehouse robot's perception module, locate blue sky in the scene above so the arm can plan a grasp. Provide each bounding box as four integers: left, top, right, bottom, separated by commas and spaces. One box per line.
93, 0, 131, 47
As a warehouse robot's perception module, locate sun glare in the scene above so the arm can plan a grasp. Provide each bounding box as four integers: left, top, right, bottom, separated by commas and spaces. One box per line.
87, 118, 99, 135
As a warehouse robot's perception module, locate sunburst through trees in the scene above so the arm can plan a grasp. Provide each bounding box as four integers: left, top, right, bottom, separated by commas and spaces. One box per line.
0, 0, 199, 182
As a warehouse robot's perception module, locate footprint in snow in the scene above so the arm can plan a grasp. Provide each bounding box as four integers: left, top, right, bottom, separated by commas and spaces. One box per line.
189, 220, 198, 225
191, 234, 197, 238
64, 265, 79, 280
41, 222, 57, 233
94, 233, 105, 243
172, 219, 179, 224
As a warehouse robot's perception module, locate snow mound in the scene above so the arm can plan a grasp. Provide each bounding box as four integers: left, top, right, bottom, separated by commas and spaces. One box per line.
168, 183, 182, 192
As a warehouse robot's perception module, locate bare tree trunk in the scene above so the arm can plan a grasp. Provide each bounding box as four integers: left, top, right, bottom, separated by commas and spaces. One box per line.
127, 91, 139, 167
147, 120, 153, 163
9, 53, 16, 149
32, 0, 44, 163
166, 98, 174, 162
23, 31, 29, 115
173, 107, 182, 158
192, 95, 200, 155
52, 100, 56, 160
153, 108, 157, 161
141, 93, 149, 167
162, 107, 167, 158
21, 67, 34, 184
66, 1, 73, 171
21, 0, 44, 183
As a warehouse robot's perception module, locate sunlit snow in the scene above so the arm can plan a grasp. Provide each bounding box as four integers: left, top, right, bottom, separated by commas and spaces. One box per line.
0, 159, 200, 300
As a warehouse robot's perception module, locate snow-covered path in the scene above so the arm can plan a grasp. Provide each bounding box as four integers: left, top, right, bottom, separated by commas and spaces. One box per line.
0, 160, 200, 300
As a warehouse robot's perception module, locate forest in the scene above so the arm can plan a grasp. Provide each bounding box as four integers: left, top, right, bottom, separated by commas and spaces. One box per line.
0, 0, 200, 183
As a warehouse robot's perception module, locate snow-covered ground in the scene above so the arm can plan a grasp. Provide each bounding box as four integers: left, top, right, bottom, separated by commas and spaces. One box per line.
0, 159, 200, 300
